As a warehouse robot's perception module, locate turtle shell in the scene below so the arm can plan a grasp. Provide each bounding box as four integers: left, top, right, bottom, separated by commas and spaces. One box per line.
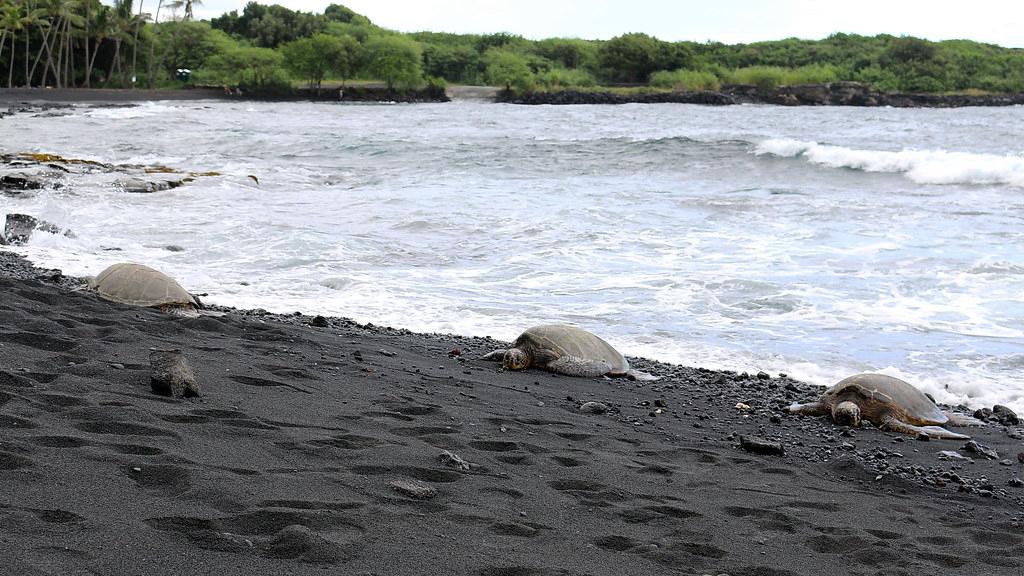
825, 373, 947, 425
90, 263, 197, 308
516, 324, 628, 375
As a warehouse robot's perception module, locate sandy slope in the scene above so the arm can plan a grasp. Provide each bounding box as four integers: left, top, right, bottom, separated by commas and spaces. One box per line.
0, 250, 1022, 576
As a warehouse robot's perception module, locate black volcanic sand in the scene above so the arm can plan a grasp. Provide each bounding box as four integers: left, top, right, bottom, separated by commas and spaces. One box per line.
1, 249, 1023, 576
0, 87, 231, 103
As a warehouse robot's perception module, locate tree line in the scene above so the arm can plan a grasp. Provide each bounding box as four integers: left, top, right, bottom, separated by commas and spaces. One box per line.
2, 1, 1024, 94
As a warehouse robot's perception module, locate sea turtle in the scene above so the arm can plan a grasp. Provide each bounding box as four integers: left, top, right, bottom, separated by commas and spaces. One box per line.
788, 373, 980, 440
87, 263, 200, 316
482, 324, 657, 380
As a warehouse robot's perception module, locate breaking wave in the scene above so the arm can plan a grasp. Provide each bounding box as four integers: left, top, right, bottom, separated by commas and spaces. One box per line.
755, 138, 1024, 186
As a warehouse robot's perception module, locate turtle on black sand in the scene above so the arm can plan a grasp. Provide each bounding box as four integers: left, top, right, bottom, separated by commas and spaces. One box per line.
483, 324, 657, 380
788, 373, 981, 440
87, 262, 201, 317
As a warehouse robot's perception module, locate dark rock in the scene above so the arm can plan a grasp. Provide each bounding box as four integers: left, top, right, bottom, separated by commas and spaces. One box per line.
756, 371, 770, 380
149, 348, 200, 397
992, 405, 1020, 425
0, 172, 49, 193
739, 435, 785, 456
974, 407, 994, 421
963, 440, 998, 460
1008, 477, 1024, 487
3, 213, 71, 245
438, 450, 471, 471
310, 315, 329, 328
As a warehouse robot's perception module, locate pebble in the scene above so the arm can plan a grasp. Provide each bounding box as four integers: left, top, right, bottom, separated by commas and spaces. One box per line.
149, 348, 200, 398
738, 435, 785, 456
310, 315, 329, 327
438, 450, 471, 471
390, 480, 436, 500
579, 401, 609, 414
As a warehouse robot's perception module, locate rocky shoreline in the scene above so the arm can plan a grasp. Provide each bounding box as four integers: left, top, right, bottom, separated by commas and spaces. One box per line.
4, 82, 1024, 108
2, 245, 1024, 574
499, 81, 1024, 107
0, 85, 450, 105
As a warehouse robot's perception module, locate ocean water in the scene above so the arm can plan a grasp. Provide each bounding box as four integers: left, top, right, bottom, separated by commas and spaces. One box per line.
2, 100, 1023, 412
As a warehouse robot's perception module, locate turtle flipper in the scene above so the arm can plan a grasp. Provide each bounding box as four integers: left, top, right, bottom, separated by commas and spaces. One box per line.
546, 356, 612, 378
879, 416, 970, 440
626, 369, 660, 382
943, 412, 985, 427
787, 401, 829, 417
482, 349, 508, 362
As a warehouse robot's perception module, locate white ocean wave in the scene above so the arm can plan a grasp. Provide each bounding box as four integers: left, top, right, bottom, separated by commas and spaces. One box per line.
755, 138, 1024, 186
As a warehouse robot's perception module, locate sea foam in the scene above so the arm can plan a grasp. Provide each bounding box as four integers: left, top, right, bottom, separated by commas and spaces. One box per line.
755, 138, 1024, 186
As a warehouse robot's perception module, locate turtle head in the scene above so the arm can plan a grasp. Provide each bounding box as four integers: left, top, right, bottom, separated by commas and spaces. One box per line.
502, 348, 530, 371
832, 401, 861, 427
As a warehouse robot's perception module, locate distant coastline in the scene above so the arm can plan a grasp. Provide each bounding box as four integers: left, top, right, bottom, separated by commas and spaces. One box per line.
3, 82, 1023, 108
0, 85, 449, 105
499, 82, 1024, 108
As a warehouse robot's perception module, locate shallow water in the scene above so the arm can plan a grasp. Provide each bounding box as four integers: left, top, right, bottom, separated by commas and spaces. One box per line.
3, 100, 1023, 411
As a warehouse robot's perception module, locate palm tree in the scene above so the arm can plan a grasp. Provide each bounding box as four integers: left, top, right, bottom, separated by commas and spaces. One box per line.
18, 1, 48, 86
24, 2, 53, 87
84, 0, 112, 87
183, 0, 200, 21
33, 0, 81, 88
6, 1, 39, 88
0, 3, 21, 85
145, 0, 163, 88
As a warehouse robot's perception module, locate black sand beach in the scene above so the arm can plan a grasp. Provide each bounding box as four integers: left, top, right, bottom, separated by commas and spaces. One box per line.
1, 248, 1022, 576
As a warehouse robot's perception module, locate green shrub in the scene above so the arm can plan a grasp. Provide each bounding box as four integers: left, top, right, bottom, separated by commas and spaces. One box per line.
483, 48, 535, 92
649, 69, 720, 91
782, 63, 841, 84
726, 66, 787, 91
536, 68, 597, 89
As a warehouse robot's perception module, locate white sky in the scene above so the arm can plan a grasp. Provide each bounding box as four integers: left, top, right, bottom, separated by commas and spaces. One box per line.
182, 0, 1024, 47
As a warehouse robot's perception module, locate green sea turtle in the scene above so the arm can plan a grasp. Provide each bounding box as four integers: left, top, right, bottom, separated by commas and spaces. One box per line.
87, 263, 200, 316
483, 324, 657, 380
788, 373, 980, 440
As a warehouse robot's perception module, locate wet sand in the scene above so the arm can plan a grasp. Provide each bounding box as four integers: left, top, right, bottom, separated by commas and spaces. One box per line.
1, 249, 1022, 575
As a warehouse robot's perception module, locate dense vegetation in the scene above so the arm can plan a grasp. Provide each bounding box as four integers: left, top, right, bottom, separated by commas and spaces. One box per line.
2, 0, 1024, 94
